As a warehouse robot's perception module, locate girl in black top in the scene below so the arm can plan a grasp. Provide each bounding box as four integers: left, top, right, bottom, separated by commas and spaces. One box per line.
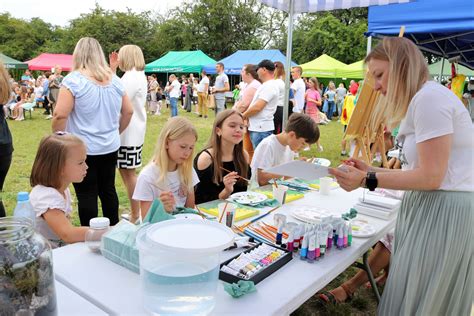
0, 62, 13, 217
194, 109, 250, 204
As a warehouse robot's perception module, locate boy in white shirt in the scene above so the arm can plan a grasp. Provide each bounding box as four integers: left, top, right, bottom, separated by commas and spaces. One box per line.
251, 113, 320, 186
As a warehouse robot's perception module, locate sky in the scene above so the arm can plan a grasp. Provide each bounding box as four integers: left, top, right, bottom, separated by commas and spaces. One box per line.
1, 0, 183, 26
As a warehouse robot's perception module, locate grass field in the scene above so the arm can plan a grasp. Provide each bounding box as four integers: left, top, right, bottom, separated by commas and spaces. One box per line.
3, 103, 379, 315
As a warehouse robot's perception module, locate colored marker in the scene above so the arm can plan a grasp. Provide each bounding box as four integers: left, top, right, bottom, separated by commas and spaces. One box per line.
307, 234, 316, 263
348, 224, 353, 247
300, 232, 309, 260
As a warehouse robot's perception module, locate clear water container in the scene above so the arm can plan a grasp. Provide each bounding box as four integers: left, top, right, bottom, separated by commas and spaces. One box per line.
136, 219, 234, 315
85, 217, 110, 252
13, 192, 35, 225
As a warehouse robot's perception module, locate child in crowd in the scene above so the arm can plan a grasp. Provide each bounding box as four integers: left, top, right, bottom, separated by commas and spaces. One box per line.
29, 133, 89, 248
34, 78, 45, 108
133, 117, 199, 216
194, 109, 250, 204
251, 113, 320, 186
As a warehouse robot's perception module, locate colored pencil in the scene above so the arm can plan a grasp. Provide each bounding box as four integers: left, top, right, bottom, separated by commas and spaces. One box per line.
218, 201, 228, 223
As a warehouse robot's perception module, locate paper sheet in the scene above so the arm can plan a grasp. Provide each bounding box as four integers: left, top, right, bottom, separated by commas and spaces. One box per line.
264, 160, 329, 181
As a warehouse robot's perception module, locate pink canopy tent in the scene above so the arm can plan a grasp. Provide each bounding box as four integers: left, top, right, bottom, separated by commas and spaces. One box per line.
26, 53, 73, 71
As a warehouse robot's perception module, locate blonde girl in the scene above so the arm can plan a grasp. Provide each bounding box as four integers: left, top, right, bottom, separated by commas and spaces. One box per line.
194, 109, 250, 204
133, 117, 199, 216
29, 133, 89, 247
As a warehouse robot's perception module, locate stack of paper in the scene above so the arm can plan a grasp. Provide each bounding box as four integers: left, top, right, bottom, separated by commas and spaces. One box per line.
354, 192, 401, 220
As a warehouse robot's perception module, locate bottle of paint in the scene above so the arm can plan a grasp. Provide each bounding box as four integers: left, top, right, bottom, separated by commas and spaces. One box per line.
348, 223, 353, 247
286, 229, 294, 252
315, 233, 320, 260
343, 223, 349, 248
327, 227, 333, 250
300, 232, 309, 260
307, 233, 316, 263
292, 226, 300, 250
337, 225, 344, 250
319, 231, 327, 257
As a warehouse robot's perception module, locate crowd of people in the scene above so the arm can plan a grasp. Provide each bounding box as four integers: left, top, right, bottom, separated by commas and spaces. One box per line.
0, 36, 472, 315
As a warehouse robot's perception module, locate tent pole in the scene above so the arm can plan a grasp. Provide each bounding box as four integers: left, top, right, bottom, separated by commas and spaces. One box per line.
439, 57, 445, 83
366, 36, 372, 56
283, 0, 295, 128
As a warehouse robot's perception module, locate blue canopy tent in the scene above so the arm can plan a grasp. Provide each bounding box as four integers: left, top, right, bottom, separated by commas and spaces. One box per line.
202, 49, 296, 75
367, 0, 474, 70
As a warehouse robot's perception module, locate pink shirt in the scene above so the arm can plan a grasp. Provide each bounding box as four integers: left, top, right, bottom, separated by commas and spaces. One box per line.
305, 89, 321, 107
240, 79, 261, 111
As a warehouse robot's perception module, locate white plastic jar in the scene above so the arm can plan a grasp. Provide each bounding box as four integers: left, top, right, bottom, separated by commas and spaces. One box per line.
85, 217, 110, 252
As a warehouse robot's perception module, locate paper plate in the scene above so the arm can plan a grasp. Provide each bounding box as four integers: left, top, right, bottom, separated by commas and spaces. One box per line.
351, 220, 376, 238
291, 206, 336, 223
312, 158, 331, 167
229, 191, 267, 205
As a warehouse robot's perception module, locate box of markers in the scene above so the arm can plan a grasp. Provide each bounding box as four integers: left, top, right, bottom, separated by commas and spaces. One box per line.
219, 242, 293, 285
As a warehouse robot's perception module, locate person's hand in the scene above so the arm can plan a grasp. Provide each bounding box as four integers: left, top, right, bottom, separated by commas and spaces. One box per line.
109, 51, 119, 73
159, 191, 176, 213
223, 172, 239, 194
329, 165, 366, 192
341, 157, 371, 172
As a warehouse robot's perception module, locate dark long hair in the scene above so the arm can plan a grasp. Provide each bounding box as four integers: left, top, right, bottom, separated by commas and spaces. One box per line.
203, 109, 249, 184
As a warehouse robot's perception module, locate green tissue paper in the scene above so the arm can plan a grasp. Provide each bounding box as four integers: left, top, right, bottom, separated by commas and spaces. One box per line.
224, 280, 257, 298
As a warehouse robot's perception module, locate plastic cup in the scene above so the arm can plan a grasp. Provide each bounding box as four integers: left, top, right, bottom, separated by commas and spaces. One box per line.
273, 185, 289, 205
319, 177, 332, 195
218, 202, 236, 224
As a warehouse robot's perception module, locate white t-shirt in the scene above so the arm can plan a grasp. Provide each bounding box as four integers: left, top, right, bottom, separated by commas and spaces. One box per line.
248, 79, 279, 132
169, 79, 181, 98
275, 78, 285, 107
120, 69, 147, 147
30, 185, 73, 248
291, 78, 306, 113
197, 76, 209, 93
133, 163, 200, 207
34, 86, 44, 99
396, 81, 474, 191
251, 134, 295, 184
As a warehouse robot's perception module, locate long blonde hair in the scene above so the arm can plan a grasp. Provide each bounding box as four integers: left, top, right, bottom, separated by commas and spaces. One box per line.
118, 45, 145, 72
72, 37, 112, 82
0, 61, 11, 105
365, 37, 429, 129
152, 117, 198, 192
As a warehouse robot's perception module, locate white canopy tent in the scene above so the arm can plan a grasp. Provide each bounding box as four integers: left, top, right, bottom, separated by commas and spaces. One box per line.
258, 0, 413, 126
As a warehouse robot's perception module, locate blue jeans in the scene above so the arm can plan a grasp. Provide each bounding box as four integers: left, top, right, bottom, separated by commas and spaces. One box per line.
170, 97, 178, 117
249, 130, 273, 149
327, 101, 335, 119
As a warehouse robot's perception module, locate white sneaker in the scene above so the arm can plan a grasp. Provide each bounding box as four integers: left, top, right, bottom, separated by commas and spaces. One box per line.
318, 145, 324, 152
303, 146, 310, 151
45, 115, 53, 120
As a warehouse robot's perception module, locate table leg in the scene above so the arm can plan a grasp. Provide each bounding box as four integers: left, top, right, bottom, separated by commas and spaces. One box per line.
353, 251, 381, 303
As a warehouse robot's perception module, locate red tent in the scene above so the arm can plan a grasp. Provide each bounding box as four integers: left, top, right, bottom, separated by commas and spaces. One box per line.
26, 53, 73, 71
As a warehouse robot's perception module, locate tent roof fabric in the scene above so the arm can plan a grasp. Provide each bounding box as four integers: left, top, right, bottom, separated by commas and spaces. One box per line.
300, 54, 347, 78
0, 53, 28, 69
203, 49, 296, 75
367, 0, 474, 69
336, 60, 366, 79
145, 50, 216, 73
26, 53, 73, 71
428, 60, 474, 77
259, 0, 412, 14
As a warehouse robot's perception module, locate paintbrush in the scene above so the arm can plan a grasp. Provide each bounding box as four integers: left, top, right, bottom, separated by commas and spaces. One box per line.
194, 206, 206, 219
219, 166, 250, 182
218, 201, 228, 223
238, 206, 280, 230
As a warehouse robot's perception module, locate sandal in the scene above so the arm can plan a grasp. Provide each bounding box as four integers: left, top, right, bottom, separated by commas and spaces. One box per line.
318, 284, 354, 304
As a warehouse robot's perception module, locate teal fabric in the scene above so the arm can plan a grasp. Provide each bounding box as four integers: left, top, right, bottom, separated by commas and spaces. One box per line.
224, 280, 257, 298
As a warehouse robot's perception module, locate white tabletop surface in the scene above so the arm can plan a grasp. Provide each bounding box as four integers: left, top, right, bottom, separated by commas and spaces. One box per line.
55, 280, 107, 315
53, 188, 396, 315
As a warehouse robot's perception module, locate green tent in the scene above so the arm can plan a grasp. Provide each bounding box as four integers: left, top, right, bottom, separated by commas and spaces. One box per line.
0, 53, 28, 69
428, 59, 474, 77
145, 50, 216, 73
336, 60, 366, 79
300, 54, 347, 78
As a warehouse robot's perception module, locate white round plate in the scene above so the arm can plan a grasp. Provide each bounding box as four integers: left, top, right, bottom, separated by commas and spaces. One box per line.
313, 158, 331, 167
229, 191, 267, 205
291, 206, 335, 223
351, 220, 376, 238
174, 213, 204, 221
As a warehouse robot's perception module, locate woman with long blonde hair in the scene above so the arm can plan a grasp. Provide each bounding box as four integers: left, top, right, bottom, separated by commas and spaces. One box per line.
330, 37, 473, 315
0, 61, 13, 217
52, 37, 133, 226
109, 45, 147, 223
133, 117, 199, 216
